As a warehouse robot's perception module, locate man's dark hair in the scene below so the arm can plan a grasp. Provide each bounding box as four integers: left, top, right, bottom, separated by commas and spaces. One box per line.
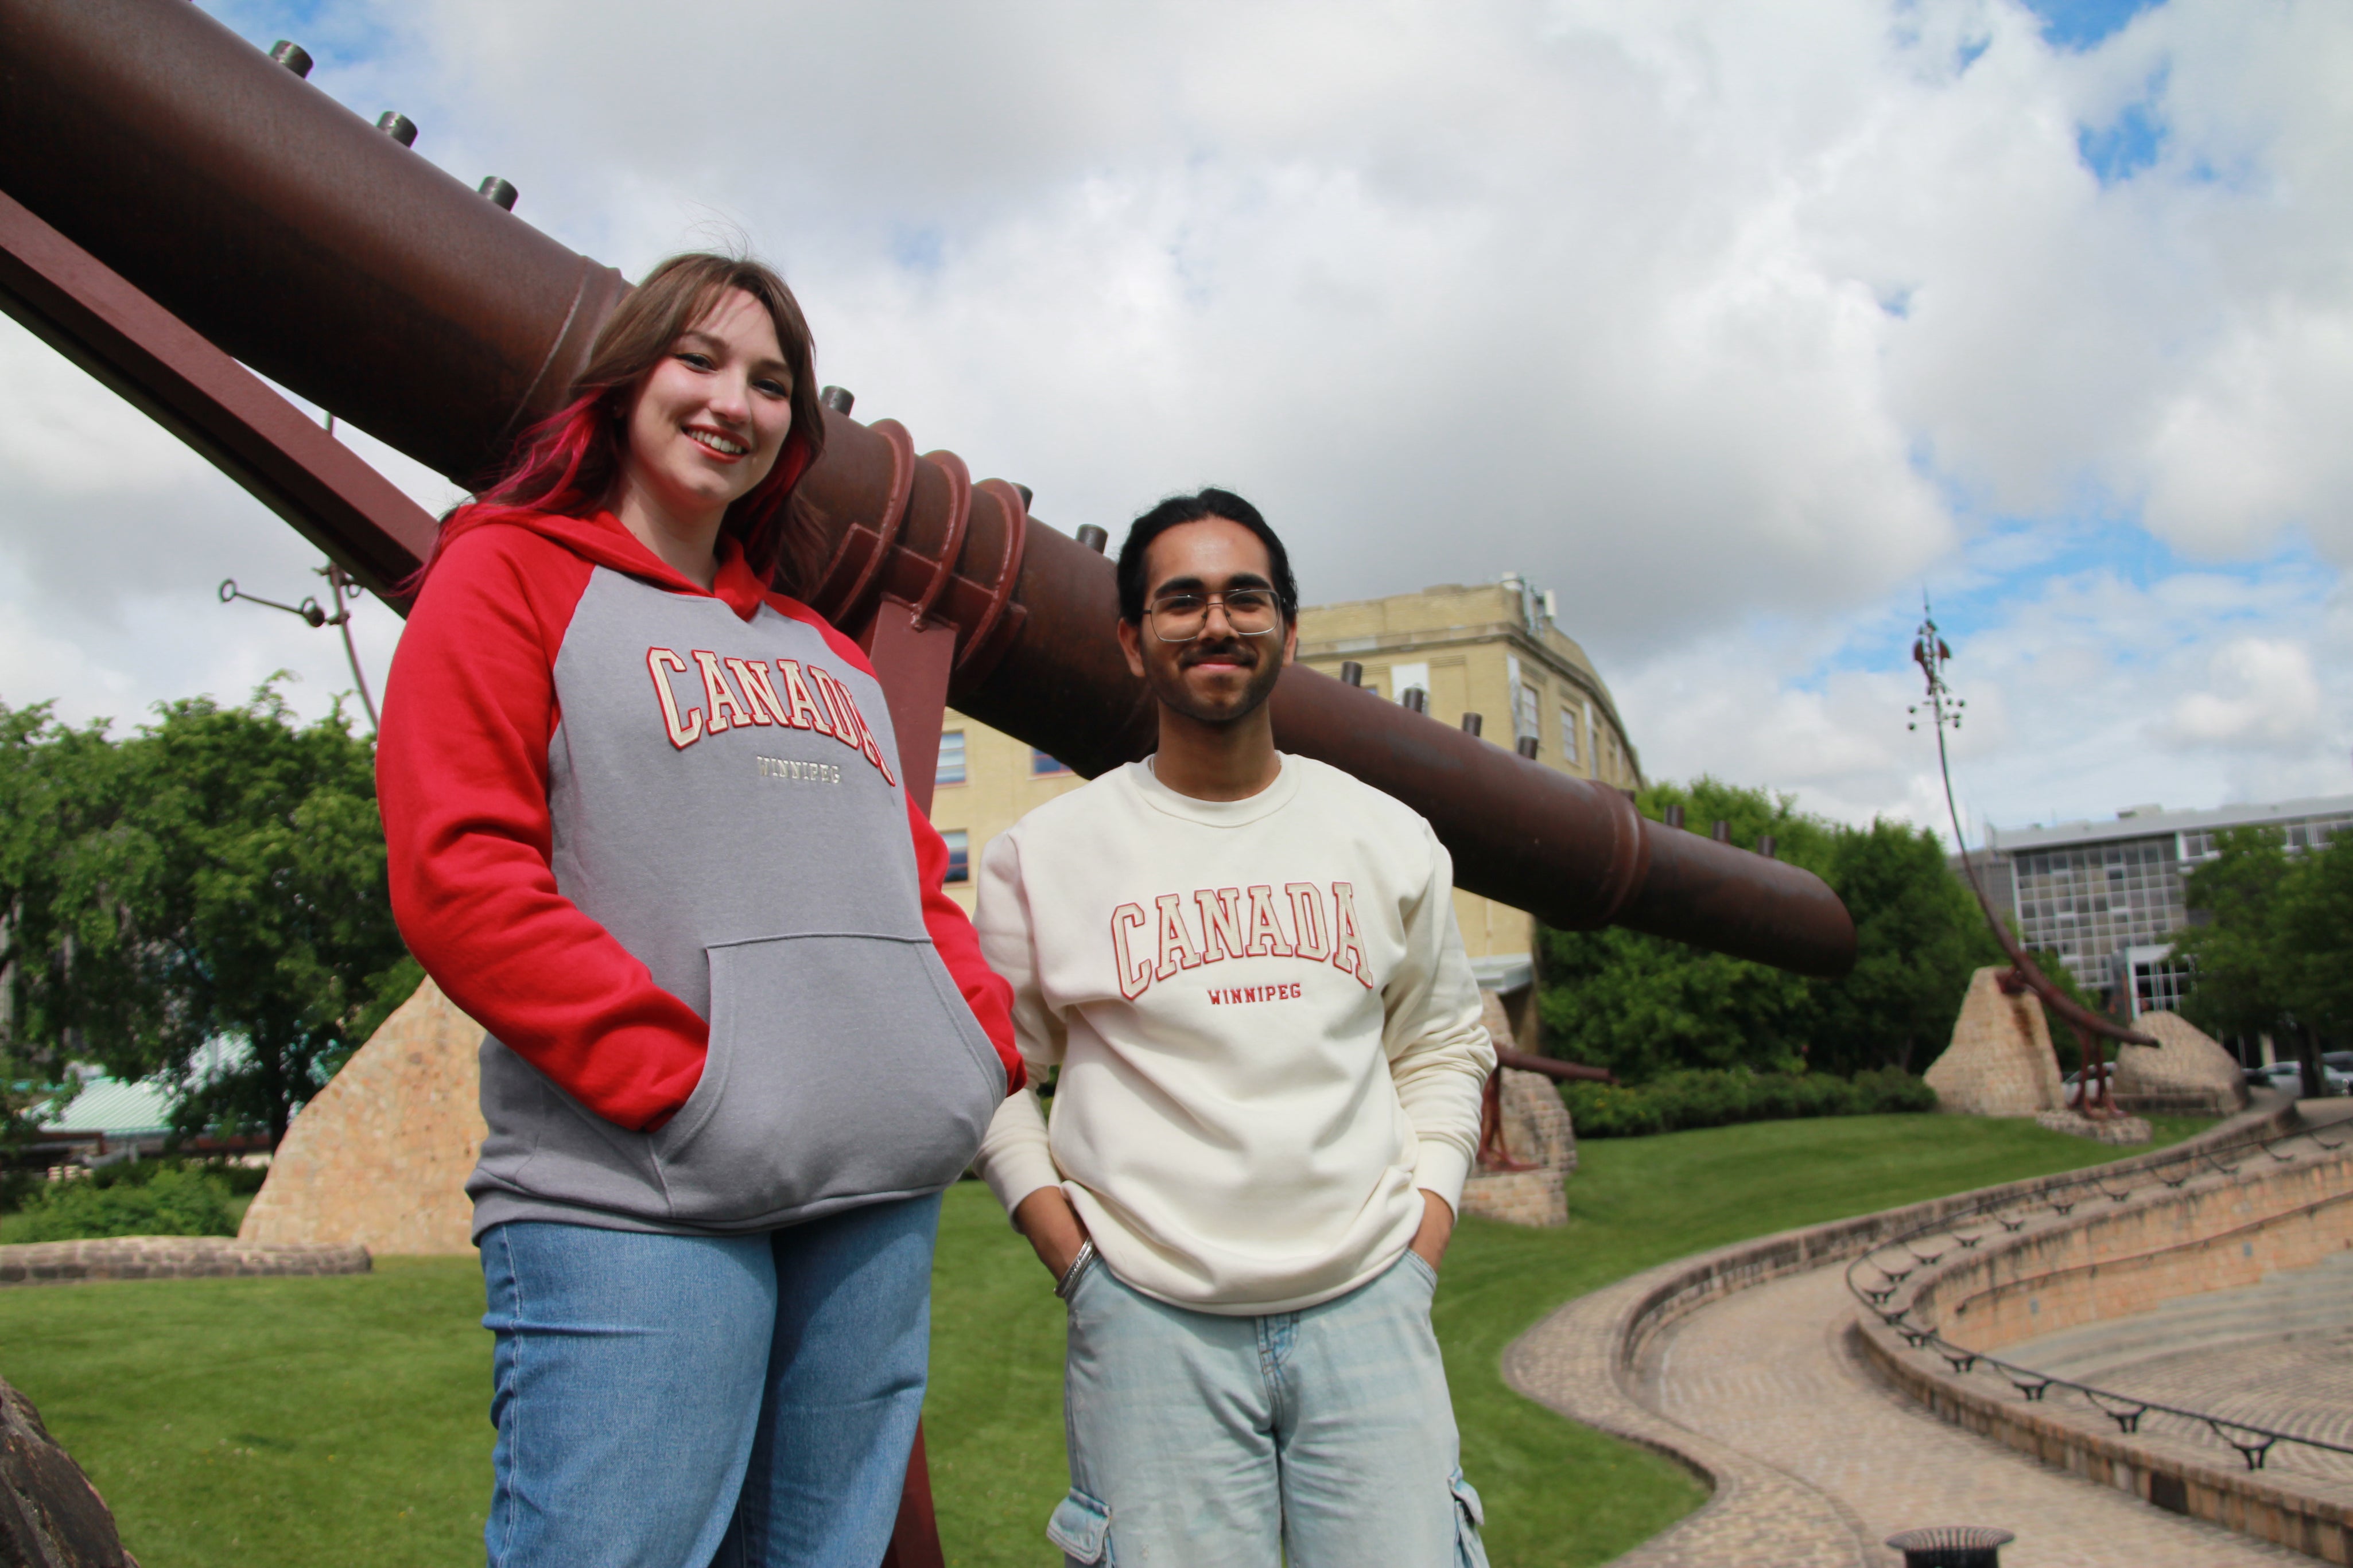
1116, 488, 1300, 624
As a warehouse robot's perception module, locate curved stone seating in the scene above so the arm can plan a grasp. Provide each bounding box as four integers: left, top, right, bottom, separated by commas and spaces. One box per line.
1850, 1103, 2353, 1562
0, 1235, 369, 1287
1500, 1098, 2303, 1567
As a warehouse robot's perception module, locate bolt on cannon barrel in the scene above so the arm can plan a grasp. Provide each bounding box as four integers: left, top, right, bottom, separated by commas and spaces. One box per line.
0, 0, 1856, 978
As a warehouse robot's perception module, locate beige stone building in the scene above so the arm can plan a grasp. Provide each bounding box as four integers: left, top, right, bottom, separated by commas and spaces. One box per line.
927, 577, 1641, 1008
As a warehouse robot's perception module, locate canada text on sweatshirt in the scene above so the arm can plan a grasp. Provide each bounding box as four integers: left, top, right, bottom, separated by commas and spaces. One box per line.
378, 512, 1018, 1241
970, 755, 1494, 1314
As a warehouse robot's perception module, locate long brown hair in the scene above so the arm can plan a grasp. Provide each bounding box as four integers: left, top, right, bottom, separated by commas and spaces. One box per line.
441, 252, 830, 593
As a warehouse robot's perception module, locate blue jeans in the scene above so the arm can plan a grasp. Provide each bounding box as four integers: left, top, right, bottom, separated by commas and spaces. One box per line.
1051, 1250, 1489, 1567
479, 1193, 940, 1568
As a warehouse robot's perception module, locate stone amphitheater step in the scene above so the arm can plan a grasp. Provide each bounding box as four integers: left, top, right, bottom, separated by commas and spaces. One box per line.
1501, 1099, 2332, 1568
2001, 1250, 2353, 1383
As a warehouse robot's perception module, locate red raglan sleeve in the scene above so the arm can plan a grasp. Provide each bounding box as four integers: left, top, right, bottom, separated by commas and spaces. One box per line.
377, 528, 709, 1131
904, 790, 1023, 1092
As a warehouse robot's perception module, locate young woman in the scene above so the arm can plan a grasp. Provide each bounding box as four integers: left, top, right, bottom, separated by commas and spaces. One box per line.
377, 253, 1019, 1568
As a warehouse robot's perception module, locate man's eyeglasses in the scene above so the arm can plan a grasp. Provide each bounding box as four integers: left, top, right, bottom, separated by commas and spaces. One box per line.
1146, 589, 1283, 643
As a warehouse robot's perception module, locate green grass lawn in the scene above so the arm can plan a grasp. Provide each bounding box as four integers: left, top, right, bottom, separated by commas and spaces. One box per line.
0, 1257, 488, 1566
0, 1114, 2208, 1567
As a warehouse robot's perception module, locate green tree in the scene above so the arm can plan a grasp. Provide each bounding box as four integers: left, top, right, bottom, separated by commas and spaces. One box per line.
15, 684, 417, 1145
2172, 825, 2325, 1095
1810, 819, 2004, 1075
2278, 832, 2353, 1041
1538, 777, 1998, 1083
0, 702, 127, 1149
1537, 780, 1823, 1081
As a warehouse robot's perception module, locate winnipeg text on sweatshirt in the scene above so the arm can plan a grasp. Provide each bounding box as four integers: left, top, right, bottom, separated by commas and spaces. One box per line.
378, 512, 1018, 1241
971, 755, 1495, 1314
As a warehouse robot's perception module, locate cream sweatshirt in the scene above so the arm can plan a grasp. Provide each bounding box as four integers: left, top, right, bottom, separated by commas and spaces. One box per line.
970, 753, 1495, 1314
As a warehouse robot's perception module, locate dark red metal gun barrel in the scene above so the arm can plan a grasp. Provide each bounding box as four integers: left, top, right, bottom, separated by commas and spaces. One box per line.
0, 0, 1854, 977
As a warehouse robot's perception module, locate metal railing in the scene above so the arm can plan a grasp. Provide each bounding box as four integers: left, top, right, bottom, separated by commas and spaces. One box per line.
1843, 1116, 2352, 1474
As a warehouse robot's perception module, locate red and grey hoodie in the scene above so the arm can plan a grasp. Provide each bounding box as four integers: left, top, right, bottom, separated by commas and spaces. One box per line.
378, 509, 1018, 1242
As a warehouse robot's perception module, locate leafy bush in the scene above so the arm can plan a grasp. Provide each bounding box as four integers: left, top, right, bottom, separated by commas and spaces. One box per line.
7, 1165, 237, 1241
1539, 779, 2006, 1084
1561, 1065, 1937, 1138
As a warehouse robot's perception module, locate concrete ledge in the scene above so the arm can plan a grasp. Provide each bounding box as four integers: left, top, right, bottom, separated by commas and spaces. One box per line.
1851, 1318, 2351, 1565
0, 1235, 370, 1286
1500, 1099, 2298, 1566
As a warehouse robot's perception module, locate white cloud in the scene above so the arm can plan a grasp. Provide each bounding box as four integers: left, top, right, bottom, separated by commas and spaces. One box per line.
1622, 560, 2352, 843
2159, 637, 2324, 750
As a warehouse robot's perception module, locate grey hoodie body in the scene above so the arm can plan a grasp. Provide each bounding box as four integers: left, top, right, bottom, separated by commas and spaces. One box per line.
464, 565, 1007, 1239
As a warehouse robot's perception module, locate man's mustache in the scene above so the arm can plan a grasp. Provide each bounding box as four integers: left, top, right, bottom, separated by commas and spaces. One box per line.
1179, 637, 1260, 668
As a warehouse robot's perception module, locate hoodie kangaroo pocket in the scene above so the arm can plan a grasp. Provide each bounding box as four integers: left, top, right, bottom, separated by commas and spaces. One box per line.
652, 932, 1006, 1227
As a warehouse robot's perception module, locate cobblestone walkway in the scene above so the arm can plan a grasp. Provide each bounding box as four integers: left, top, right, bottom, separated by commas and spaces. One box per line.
1637, 1263, 2311, 1566
1505, 1267, 1875, 1568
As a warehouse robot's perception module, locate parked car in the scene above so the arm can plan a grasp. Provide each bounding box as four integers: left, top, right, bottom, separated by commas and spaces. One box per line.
2253, 1059, 2350, 1096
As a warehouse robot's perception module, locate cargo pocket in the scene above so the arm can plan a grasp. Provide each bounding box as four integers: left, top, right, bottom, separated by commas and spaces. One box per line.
653, 932, 1007, 1227
1046, 1487, 1112, 1565
1449, 1466, 1490, 1568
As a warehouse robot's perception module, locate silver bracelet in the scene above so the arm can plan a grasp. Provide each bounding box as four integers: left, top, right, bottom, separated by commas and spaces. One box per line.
1054, 1238, 1097, 1300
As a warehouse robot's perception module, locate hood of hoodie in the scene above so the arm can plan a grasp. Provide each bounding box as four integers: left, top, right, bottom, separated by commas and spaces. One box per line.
437, 506, 779, 623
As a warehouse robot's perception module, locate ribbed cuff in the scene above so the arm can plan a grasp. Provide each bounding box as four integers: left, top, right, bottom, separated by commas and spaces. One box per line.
1412, 1143, 1474, 1217
978, 1144, 1066, 1230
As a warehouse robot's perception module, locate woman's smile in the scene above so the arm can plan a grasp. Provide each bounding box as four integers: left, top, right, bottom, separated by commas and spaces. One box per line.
684, 424, 751, 460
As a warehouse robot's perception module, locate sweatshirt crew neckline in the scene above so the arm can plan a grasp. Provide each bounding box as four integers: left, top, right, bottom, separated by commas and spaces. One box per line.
1131, 752, 1302, 827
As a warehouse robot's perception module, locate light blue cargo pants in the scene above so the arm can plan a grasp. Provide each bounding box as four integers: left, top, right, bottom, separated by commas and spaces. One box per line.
1049, 1248, 1489, 1566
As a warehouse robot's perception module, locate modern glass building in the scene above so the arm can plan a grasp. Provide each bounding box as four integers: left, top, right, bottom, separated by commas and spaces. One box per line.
1971, 794, 2353, 1024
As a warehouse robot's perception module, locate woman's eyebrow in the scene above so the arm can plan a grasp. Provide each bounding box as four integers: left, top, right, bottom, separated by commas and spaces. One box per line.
674, 329, 793, 383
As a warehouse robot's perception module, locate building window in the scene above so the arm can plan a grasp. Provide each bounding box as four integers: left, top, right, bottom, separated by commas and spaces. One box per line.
2131, 952, 2194, 1018
1031, 749, 1072, 777
1389, 661, 1430, 707
1515, 682, 1542, 746
1559, 705, 1581, 764
937, 730, 967, 787
941, 830, 970, 884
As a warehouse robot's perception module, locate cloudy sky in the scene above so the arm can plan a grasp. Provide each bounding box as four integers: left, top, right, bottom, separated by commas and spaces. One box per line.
3, 0, 2347, 845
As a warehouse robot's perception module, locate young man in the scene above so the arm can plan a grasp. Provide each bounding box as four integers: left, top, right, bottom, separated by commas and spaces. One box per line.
971, 488, 1496, 1566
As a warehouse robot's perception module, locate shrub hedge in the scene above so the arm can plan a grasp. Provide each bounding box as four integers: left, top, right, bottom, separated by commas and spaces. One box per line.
6, 1165, 239, 1242
1560, 1065, 1937, 1138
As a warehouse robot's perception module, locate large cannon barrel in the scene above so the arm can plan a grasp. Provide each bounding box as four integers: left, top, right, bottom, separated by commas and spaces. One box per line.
0, 0, 1855, 977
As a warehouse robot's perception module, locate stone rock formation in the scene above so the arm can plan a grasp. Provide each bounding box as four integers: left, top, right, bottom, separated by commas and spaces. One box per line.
0, 1375, 134, 1567
239, 979, 486, 1254
1924, 966, 2065, 1117
2113, 1010, 2250, 1116
1458, 991, 1578, 1228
